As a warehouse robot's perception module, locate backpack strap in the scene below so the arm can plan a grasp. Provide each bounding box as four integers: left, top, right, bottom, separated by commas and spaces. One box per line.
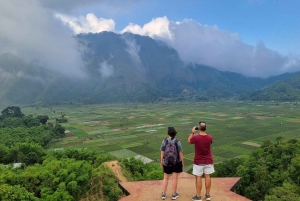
163, 138, 168, 155
164, 138, 169, 147
174, 139, 180, 162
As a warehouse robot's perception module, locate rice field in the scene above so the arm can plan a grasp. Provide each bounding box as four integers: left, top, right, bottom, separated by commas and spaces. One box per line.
22, 101, 300, 170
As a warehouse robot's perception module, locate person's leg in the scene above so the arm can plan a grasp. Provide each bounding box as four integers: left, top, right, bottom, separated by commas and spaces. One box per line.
172, 173, 178, 194
195, 175, 202, 196
203, 164, 214, 198
193, 164, 204, 197
162, 173, 170, 193
204, 174, 211, 195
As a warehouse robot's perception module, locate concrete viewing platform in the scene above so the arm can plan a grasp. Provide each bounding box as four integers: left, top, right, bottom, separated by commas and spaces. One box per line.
119, 172, 252, 201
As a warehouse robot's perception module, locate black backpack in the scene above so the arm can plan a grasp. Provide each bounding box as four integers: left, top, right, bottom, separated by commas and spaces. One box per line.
163, 138, 179, 167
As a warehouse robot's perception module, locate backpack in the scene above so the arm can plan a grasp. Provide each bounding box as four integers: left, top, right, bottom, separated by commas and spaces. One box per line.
163, 138, 179, 167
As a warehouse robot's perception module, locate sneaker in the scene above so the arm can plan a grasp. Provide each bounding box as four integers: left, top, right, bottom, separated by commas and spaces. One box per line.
205, 194, 211, 200
192, 195, 202, 201
162, 193, 166, 200
172, 193, 179, 200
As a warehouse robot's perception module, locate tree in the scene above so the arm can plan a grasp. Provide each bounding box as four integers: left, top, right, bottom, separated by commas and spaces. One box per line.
37, 115, 49, 125
0, 145, 9, 164
0, 184, 37, 201
289, 155, 300, 185
52, 123, 66, 138
1, 106, 24, 118
264, 182, 300, 201
22, 116, 40, 127
8, 143, 46, 165
217, 139, 300, 200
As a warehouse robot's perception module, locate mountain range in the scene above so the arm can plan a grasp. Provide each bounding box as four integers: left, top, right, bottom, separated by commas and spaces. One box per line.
0, 32, 299, 106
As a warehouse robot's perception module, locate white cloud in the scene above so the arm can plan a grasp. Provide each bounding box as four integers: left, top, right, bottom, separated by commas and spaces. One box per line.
122, 35, 148, 76
121, 16, 173, 42
98, 61, 114, 78
123, 37, 142, 65
1, 0, 299, 79
0, 0, 86, 78
56, 13, 115, 34
121, 17, 300, 77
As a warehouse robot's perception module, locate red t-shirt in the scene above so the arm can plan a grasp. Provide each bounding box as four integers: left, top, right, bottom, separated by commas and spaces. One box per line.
190, 134, 214, 164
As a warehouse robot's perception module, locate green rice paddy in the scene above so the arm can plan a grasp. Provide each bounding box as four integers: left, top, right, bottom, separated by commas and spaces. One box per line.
22, 101, 300, 170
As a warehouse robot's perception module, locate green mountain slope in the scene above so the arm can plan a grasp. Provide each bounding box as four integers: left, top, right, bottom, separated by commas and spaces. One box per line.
240, 73, 300, 101
0, 32, 299, 106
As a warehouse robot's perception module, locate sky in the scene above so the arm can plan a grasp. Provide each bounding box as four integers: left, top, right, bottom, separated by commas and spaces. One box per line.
0, 0, 299, 78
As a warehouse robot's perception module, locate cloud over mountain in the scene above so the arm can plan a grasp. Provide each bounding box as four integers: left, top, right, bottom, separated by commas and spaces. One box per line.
59, 12, 300, 78
0, 0, 87, 78
1, 0, 299, 78
121, 17, 300, 78
56, 13, 115, 34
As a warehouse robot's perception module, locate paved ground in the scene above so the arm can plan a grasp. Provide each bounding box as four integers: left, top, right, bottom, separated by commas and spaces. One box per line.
119, 172, 251, 201
106, 161, 252, 201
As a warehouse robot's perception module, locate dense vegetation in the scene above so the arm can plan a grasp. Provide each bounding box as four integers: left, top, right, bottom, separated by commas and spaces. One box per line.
0, 106, 123, 201
1, 104, 300, 201
0, 106, 65, 149
240, 73, 300, 101
120, 157, 163, 181
214, 138, 300, 201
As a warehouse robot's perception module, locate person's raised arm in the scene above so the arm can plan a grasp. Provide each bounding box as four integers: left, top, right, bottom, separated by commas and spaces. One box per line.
188, 126, 197, 143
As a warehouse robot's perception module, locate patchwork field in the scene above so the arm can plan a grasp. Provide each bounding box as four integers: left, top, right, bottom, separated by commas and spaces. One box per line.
22, 101, 300, 170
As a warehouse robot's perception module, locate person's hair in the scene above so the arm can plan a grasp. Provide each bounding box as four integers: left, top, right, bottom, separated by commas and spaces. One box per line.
199, 121, 206, 131
168, 127, 177, 139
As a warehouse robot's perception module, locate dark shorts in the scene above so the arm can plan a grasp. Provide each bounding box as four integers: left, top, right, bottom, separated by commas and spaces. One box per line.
163, 161, 183, 174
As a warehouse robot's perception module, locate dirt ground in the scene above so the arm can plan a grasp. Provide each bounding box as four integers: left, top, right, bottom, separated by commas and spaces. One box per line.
105, 161, 127, 182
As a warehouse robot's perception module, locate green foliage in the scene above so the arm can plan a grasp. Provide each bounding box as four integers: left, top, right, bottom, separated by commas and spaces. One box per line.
3, 33, 300, 106
50, 123, 66, 138
120, 157, 163, 181
264, 182, 300, 201
93, 163, 123, 201
215, 139, 300, 200
56, 117, 68, 123
0, 105, 124, 200
0, 107, 66, 149
10, 143, 46, 165
213, 157, 247, 177
0, 157, 94, 200
241, 73, 300, 101
0, 184, 37, 201
0, 126, 52, 148
1, 106, 24, 118
37, 115, 49, 125
0, 142, 46, 165
46, 149, 115, 167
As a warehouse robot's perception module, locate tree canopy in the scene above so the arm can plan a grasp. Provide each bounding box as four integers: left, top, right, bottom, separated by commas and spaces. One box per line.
214, 139, 300, 200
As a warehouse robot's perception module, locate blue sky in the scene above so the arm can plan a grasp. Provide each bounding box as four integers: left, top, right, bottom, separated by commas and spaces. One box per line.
79, 0, 300, 55
0, 0, 299, 77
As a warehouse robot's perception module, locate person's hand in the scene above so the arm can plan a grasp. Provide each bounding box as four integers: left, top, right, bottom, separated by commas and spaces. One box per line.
192, 126, 197, 133
161, 162, 164, 168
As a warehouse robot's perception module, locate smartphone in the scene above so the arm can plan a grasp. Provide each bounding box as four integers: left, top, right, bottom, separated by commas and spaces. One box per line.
195, 126, 199, 130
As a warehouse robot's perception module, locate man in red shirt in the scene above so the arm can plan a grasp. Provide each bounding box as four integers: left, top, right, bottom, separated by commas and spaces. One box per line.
188, 122, 214, 201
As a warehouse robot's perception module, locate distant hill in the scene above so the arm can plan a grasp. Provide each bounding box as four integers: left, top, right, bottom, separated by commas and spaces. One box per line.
240, 72, 300, 101
0, 32, 298, 106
